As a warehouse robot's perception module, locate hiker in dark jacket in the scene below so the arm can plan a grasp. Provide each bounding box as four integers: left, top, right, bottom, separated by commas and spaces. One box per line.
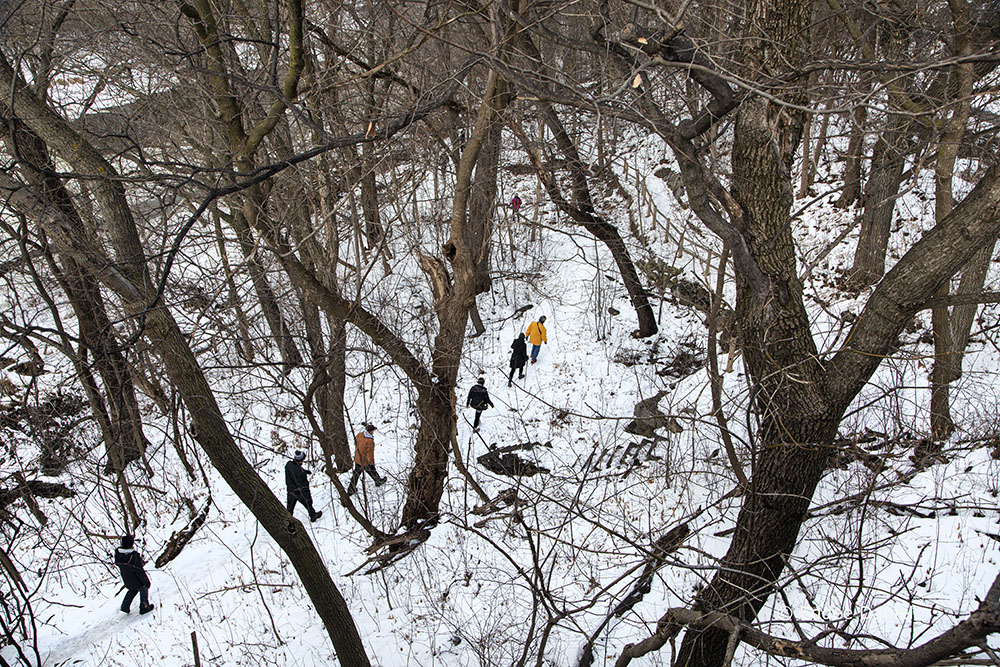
466, 378, 494, 430
285, 451, 322, 522
509, 333, 528, 386
114, 534, 153, 614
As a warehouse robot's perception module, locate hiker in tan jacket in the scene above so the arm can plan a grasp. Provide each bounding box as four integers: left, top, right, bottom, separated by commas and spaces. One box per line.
347, 422, 386, 494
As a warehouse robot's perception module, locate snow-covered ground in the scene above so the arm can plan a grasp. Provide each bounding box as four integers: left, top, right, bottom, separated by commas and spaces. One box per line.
5, 135, 1000, 667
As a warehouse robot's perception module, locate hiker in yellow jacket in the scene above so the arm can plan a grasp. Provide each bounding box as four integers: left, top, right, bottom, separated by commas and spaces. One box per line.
526, 315, 547, 364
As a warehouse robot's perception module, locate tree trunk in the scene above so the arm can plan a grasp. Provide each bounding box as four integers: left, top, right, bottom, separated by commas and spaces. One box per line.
181, 0, 305, 373
321, 318, 352, 472
848, 125, 910, 288
676, 2, 833, 663
515, 31, 658, 338
848, 6, 916, 289
360, 142, 385, 252
227, 206, 305, 371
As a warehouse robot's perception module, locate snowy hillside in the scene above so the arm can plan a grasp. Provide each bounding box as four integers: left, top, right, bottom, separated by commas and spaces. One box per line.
4, 127, 1000, 667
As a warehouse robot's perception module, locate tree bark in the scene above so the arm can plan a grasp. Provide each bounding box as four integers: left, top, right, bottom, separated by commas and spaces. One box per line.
848, 124, 911, 288
848, 3, 918, 289
835, 99, 868, 210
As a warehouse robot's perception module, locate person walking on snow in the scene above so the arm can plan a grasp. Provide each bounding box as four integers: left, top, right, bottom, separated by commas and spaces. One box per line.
285, 451, 323, 522
526, 315, 547, 363
467, 378, 494, 431
347, 423, 385, 495
114, 534, 154, 615
509, 333, 528, 386
510, 194, 522, 211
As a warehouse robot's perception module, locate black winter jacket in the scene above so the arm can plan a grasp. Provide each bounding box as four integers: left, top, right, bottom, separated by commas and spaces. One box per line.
285, 460, 311, 496
510, 337, 528, 369
114, 548, 150, 590
467, 384, 494, 411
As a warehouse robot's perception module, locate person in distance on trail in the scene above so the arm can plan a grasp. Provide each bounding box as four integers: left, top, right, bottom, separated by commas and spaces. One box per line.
285, 451, 323, 522
510, 194, 522, 211
114, 534, 154, 615
347, 423, 386, 495
525, 315, 547, 364
509, 333, 528, 386
466, 377, 494, 431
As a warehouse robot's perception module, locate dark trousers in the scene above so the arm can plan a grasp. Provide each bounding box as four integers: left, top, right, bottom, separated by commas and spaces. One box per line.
287, 490, 319, 519
508, 365, 525, 385
347, 464, 382, 492
530, 344, 541, 361
472, 409, 485, 429
121, 585, 150, 612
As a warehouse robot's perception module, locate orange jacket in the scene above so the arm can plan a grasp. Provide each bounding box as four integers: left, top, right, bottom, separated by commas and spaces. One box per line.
526, 321, 547, 345
354, 431, 376, 466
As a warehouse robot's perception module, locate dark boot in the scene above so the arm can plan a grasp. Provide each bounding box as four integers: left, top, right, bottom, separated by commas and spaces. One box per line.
310, 511, 323, 522
139, 603, 154, 615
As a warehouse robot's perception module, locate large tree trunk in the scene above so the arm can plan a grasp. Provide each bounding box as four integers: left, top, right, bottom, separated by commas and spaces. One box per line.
676, 87, 835, 665
673, 161, 1000, 667
676, 1, 831, 664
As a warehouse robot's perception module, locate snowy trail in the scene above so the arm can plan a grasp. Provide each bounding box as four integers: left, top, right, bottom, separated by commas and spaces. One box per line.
43, 598, 154, 665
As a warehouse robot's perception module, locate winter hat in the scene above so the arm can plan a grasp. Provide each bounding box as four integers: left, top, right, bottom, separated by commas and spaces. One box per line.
365, 422, 377, 433
293, 450, 305, 462
121, 534, 135, 549
539, 315, 546, 323
477, 377, 485, 385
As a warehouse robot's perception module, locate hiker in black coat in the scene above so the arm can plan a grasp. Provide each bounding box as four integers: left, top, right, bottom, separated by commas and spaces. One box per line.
509, 333, 528, 386
466, 377, 494, 431
114, 534, 153, 614
285, 451, 322, 522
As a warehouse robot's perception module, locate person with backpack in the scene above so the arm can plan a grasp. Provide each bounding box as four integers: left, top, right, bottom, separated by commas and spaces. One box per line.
510, 194, 522, 211
114, 534, 154, 615
509, 333, 528, 386
285, 451, 323, 522
466, 378, 494, 431
526, 315, 548, 364
347, 423, 386, 495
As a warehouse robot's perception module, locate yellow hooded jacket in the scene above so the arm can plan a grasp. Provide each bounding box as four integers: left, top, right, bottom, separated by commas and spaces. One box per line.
526, 321, 547, 346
